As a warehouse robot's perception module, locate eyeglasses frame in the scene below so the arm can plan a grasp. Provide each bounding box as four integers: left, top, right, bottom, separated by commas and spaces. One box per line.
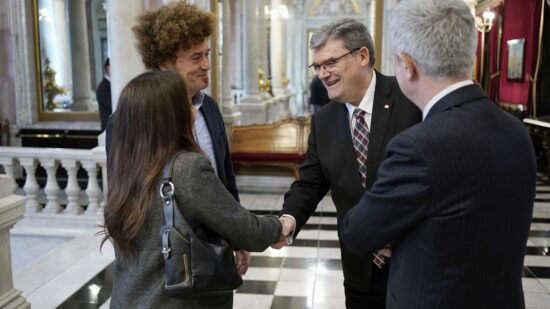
308, 47, 363, 75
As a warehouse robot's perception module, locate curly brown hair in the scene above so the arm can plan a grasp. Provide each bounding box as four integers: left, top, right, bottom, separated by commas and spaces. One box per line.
132, 1, 215, 69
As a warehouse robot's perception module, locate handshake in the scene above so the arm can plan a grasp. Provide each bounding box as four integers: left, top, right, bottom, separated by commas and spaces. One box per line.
271, 216, 296, 249
270, 216, 393, 269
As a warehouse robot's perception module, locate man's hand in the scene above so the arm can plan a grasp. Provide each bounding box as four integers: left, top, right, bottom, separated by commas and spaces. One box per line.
234, 250, 251, 275
377, 244, 393, 258
271, 217, 295, 249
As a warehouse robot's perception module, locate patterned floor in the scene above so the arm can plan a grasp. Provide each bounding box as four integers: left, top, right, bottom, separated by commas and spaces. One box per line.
55, 176, 550, 308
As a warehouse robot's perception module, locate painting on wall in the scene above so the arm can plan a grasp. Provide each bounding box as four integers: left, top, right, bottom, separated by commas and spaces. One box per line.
507, 38, 525, 80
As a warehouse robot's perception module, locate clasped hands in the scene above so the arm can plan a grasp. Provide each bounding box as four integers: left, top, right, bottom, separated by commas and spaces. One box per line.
271, 217, 295, 249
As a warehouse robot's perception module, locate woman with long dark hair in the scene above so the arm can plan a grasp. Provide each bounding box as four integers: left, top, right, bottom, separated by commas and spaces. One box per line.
103, 71, 281, 308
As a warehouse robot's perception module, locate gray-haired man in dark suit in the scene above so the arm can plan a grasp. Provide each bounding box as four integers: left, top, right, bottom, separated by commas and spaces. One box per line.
340, 0, 536, 308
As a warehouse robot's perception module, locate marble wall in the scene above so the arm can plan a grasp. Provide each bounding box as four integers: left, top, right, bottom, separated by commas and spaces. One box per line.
0, 0, 16, 124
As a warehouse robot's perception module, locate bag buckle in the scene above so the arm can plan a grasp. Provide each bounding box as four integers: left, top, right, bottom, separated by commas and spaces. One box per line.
162, 247, 171, 259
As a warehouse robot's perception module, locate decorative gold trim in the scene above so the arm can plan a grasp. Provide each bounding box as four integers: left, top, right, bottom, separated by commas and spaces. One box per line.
31, 0, 43, 117
32, 0, 99, 122
18, 133, 100, 139
374, 0, 382, 72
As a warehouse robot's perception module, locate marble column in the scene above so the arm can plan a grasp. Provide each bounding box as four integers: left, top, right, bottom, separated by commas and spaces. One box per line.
107, 1, 146, 113
10, 0, 39, 126
238, 0, 268, 125
0, 0, 16, 126
98, 0, 147, 147
381, 0, 399, 75
221, 0, 241, 128
0, 175, 30, 309
270, 0, 291, 120
230, 0, 242, 90
286, 2, 307, 116
67, 0, 94, 111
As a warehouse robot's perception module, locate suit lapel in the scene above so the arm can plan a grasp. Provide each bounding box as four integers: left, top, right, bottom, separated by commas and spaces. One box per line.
334, 103, 364, 191
366, 73, 393, 186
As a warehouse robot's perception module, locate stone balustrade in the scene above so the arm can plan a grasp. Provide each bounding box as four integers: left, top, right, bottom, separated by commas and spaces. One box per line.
0, 146, 107, 222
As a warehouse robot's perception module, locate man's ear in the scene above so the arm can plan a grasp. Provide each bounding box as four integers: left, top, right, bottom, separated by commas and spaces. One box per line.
158, 61, 170, 71
396, 52, 418, 80
359, 46, 370, 67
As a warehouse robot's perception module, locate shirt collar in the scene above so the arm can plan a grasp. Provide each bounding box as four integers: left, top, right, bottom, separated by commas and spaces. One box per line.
422, 80, 473, 120
192, 91, 205, 110
345, 70, 376, 116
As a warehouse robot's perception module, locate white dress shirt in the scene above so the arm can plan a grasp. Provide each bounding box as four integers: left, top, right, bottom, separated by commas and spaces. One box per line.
422, 80, 474, 121
192, 92, 218, 176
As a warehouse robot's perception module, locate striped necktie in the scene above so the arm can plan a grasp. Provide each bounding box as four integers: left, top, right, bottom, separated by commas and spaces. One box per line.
353, 108, 387, 268
352, 108, 369, 188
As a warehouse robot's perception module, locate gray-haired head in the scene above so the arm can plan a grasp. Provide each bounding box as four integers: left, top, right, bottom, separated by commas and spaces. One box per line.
390, 0, 477, 80
310, 18, 376, 67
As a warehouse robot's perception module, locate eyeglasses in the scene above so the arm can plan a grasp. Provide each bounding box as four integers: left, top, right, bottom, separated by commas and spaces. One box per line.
308, 47, 362, 75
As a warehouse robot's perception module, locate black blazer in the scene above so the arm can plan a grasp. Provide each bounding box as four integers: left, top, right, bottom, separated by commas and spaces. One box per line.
200, 94, 239, 201
341, 84, 536, 309
281, 71, 421, 292
105, 94, 238, 201
96, 78, 112, 132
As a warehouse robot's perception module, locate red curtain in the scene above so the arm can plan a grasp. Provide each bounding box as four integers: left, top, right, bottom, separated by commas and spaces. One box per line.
499, 0, 543, 108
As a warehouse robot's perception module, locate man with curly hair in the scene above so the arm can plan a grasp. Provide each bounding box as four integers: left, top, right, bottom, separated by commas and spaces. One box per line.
132, 0, 250, 283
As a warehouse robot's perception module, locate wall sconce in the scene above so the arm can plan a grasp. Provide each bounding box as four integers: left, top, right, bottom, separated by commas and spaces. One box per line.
476, 10, 495, 32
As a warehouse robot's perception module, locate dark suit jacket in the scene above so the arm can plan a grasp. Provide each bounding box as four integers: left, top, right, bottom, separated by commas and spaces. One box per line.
200, 94, 239, 201
106, 93, 239, 201
340, 84, 536, 309
281, 71, 421, 292
96, 78, 111, 132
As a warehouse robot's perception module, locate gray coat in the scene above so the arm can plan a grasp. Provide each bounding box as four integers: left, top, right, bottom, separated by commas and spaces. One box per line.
110, 152, 281, 308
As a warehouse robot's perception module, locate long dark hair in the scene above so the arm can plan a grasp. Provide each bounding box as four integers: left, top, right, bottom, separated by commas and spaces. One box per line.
103, 71, 199, 257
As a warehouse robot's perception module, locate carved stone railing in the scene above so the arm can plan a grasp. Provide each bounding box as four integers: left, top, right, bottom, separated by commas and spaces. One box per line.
0, 146, 107, 223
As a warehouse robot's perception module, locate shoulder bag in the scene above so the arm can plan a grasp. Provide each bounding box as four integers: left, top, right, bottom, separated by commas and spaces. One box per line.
159, 152, 242, 297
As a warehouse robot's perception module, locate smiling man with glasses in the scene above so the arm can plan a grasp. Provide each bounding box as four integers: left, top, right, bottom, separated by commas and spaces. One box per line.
273, 18, 421, 308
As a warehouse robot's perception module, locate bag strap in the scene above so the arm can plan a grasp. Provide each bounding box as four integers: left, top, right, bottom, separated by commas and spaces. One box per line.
160, 151, 185, 259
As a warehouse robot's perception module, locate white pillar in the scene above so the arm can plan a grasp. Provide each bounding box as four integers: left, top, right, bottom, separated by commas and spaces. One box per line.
221, 0, 241, 127
381, 0, 400, 75
270, 0, 286, 95
107, 0, 146, 113
0, 175, 30, 309
230, 0, 242, 90
98, 0, 147, 147
239, 0, 268, 125
67, 0, 94, 111
286, 2, 306, 116
270, 0, 291, 120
